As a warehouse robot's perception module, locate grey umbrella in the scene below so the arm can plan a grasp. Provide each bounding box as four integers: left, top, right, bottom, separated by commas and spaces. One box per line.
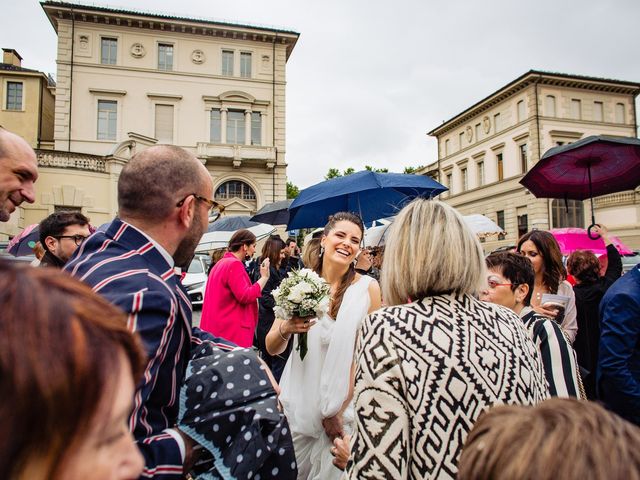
250, 199, 293, 225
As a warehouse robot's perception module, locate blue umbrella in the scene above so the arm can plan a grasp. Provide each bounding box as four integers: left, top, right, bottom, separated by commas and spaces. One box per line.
287, 170, 447, 230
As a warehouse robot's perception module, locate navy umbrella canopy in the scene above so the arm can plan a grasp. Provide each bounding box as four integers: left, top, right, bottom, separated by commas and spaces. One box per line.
520, 135, 640, 237
249, 199, 293, 225
287, 170, 447, 230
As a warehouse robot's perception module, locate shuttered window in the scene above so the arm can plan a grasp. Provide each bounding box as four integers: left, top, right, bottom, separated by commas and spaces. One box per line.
155, 104, 174, 143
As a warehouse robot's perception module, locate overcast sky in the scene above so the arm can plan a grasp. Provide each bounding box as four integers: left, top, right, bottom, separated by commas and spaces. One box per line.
3, 0, 640, 187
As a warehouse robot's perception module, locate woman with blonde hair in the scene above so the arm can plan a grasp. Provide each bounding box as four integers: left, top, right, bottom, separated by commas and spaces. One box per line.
266, 212, 382, 480
345, 199, 547, 479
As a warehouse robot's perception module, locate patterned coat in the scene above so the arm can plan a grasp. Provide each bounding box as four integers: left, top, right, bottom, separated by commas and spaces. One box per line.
346, 294, 548, 480
66, 219, 234, 480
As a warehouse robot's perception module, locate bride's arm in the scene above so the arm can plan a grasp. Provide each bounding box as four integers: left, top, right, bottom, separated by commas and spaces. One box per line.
265, 316, 315, 355
322, 362, 356, 440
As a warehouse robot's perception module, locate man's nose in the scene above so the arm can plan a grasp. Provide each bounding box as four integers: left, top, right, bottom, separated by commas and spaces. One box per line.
21, 182, 36, 204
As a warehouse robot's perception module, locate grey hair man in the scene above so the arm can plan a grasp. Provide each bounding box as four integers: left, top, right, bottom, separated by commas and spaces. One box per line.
0, 127, 38, 222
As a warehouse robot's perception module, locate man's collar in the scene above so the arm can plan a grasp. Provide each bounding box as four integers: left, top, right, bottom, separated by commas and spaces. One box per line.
122, 220, 175, 269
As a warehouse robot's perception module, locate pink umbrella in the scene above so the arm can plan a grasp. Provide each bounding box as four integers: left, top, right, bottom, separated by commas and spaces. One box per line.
550, 228, 633, 256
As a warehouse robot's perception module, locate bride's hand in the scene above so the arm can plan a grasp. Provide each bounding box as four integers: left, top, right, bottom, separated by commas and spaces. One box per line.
322, 414, 344, 441
282, 315, 316, 335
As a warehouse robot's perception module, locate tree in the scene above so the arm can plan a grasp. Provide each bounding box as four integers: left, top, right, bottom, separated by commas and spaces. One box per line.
364, 165, 389, 173
403, 165, 424, 175
286, 181, 300, 199
325, 168, 342, 180
342, 167, 355, 176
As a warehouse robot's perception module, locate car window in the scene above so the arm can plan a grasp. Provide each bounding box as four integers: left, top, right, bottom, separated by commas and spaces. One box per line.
187, 258, 204, 274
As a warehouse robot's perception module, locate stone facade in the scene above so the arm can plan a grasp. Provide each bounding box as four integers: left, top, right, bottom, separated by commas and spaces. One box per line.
31, 1, 298, 233
421, 70, 640, 251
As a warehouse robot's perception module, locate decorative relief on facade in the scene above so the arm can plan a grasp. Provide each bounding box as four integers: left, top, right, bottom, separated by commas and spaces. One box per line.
465, 125, 473, 142
130, 43, 146, 58
482, 116, 491, 134
76, 33, 92, 57
191, 49, 205, 64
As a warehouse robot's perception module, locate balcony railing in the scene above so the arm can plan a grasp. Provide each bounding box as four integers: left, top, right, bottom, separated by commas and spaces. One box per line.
36, 150, 107, 173
196, 143, 276, 167
593, 190, 638, 208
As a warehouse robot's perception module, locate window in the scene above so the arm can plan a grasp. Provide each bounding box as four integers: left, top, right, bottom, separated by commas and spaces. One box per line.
545, 95, 556, 117
520, 144, 528, 173
459, 132, 464, 150
475, 123, 481, 142
154, 104, 174, 143
493, 113, 501, 133
570, 99, 581, 119
222, 50, 234, 76
101, 37, 117, 65
5, 81, 23, 110
240, 52, 252, 78
552, 199, 584, 228
444, 139, 450, 156
158, 44, 173, 71
615, 103, 626, 123
517, 211, 528, 239
97, 100, 117, 140
461, 167, 468, 191
226, 110, 245, 144
210, 109, 222, 143
593, 101, 604, 122
517, 100, 525, 122
251, 112, 261, 145
477, 161, 485, 186
497, 210, 506, 240
496, 153, 504, 181
215, 180, 256, 201
446, 172, 453, 193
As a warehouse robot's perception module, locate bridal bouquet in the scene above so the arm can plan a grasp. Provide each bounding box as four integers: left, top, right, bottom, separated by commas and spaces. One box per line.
272, 268, 331, 360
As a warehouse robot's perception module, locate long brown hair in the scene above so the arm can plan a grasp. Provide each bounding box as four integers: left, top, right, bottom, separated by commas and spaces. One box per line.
517, 230, 566, 293
308, 212, 364, 319
0, 261, 145, 479
260, 236, 286, 268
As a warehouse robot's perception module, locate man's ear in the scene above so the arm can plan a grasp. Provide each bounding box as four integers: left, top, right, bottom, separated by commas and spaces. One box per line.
516, 283, 529, 304
43, 235, 57, 253
177, 195, 195, 228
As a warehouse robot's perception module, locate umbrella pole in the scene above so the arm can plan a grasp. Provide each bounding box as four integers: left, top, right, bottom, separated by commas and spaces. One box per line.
587, 163, 599, 240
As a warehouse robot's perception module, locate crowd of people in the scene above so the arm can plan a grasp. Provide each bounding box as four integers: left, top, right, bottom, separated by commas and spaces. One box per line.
1, 124, 640, 479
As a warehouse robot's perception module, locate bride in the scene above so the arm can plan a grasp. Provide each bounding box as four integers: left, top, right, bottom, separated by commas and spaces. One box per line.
266, 212, 382, 479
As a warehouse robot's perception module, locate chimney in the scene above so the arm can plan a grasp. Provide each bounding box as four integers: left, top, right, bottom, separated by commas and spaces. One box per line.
2, 49, 23, 67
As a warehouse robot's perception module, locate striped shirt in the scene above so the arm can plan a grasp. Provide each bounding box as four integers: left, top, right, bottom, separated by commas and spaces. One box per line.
521, 307, 581, 397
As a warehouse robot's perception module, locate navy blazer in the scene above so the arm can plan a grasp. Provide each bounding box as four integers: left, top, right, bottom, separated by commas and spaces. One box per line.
66, 218, 234, 479
598, 264, 640, 425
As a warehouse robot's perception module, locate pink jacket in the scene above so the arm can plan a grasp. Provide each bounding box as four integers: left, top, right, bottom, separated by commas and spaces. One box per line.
200, 252, 262, 348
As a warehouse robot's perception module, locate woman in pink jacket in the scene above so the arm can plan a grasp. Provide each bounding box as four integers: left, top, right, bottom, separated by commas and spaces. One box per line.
200, 229, 270, 347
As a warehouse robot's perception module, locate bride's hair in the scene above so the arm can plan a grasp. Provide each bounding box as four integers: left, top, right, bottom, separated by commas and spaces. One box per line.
308, 212, 364, 319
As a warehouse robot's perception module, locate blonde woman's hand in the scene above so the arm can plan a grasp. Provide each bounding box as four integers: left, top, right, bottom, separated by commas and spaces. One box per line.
331, 434, 351, 470
532, 303, 559, 319
322, 414, 344, 441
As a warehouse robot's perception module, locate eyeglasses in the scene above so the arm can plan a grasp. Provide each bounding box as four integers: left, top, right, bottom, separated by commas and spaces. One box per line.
486, 277, 519, 289
176, 193, 225, 222
54, 234, 89, 246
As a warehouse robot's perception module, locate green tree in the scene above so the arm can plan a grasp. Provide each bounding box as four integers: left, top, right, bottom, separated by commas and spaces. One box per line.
325, 168, 342, 180
403, 165, 424, 174
364, 165, 389, 173
286, 181, 300, 199
342, 167, 355, 176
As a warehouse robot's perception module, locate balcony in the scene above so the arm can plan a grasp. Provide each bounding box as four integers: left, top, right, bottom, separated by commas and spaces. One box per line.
36, 150, 107, 173
196, 143, 276, 169
593, 190, 639, 208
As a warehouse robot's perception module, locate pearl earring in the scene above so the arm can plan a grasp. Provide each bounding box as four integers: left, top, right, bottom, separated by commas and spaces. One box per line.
319, 246, 325, 257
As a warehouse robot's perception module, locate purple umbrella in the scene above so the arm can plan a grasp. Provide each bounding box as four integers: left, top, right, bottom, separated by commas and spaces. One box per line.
520, 135, 640, 238
6, 224, 39, 257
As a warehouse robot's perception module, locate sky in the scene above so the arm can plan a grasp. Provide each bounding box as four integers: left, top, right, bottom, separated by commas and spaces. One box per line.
3, 0, 640, 188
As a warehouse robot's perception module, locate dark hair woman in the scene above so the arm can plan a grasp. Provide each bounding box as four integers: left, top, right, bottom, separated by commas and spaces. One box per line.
254, 236, 289, 381
481, 252, 582, 398
265, 212, 382, 480
0, 260, 145, 480
200, 229, 270, 347
566, 225, 622, 398
517, 230, 578, 343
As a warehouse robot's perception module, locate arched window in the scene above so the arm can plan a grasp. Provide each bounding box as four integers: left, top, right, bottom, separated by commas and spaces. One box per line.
545, 95, 556, 117
215, 180, 256, 201
551, 199, 584, 228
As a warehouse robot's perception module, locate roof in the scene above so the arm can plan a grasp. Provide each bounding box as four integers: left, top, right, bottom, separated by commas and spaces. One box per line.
428, 69, 640, 137
40, 0, 300, 59
0, 63, 56, 86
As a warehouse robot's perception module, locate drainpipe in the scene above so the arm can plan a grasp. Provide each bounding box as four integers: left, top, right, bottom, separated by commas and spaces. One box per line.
37, 76, 43, 149
272, 34, 277, 203
68, 8, 75, 152
633, 89, 639, 138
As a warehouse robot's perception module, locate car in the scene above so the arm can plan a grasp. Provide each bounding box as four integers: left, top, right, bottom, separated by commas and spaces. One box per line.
183, 254, 210, 308
622, 251, 640, 274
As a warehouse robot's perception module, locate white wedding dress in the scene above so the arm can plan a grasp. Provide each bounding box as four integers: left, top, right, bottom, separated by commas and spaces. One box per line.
279, 275, 373, 480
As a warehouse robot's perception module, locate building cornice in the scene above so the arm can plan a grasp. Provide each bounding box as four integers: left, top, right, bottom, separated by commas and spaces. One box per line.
428, 70, 640, 137
41, 1, 300, 60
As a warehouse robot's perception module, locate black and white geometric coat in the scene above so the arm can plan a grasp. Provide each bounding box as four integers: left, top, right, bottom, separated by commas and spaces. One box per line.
346, 293, 549, 480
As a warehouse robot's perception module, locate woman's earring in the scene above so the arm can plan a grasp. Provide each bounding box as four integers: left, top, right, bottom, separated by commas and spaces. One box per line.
319, 246, 325, 257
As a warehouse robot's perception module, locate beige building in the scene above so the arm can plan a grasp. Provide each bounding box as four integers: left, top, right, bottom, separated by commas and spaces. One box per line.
3, 1, 299, 240
0, 48, 56, 239
421, 70, 640, 251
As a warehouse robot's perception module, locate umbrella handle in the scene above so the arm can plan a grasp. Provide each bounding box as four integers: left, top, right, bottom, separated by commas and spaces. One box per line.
587, 223, 601, 240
